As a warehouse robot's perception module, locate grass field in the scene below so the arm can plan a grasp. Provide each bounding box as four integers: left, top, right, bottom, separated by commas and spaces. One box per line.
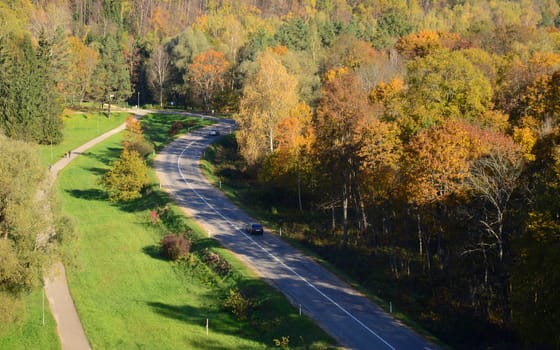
54, 114, 335, 349
0, 289, 60, 350
39, 111, 130, 166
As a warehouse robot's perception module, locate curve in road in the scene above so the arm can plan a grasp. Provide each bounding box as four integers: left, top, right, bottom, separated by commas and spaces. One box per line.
154, 118, 439, 350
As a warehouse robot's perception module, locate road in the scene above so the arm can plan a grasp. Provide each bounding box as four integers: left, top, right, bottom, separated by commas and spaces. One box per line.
154, 119, 439, 350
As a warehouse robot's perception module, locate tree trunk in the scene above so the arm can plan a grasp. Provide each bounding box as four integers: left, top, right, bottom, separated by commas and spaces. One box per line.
331, 205, 336, 233
417, 211, 423, 256
355, 181, 368, 234
297, 165, 302, 212
342, 181, 349, 248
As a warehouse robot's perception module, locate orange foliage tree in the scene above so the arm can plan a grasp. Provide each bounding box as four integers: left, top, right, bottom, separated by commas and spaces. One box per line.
396, 29, 465, 60
188, 49, 230, 110
269, 102, 315, 211
315, 71, 373, 245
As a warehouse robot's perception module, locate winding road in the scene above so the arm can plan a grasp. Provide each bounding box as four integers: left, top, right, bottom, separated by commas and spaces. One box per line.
154, 118, 439, 350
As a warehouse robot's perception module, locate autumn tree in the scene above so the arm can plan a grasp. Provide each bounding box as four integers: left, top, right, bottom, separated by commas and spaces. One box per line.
267, 102, 315, 211
99, 149, 150, 202
396, 29, 442, 59
315, 71, 373, 247
235, 49, 298, 165
354, 117, 402, 233
188, 49, 229, 110
396, 29, 464, 60
465, 133, 524, 325
519, 68, 560, 128
67, 36, 99, 105
403, 119, 474, 270
404, 49, 494, 135
324, 33, 378, 72
495, 52, 560, 122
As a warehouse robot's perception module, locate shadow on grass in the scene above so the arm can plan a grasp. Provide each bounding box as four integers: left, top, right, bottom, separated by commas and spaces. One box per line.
142, 245, 167, 261
83, 147, 122, 166
116, 185, 172, 213
66, 188, 106, 201
82, 166, 107, 176
147, 302, 254, 349
191, 237, 222, 252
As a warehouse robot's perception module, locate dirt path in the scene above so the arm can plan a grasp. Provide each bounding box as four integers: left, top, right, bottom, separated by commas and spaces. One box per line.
43, 109, 149, 350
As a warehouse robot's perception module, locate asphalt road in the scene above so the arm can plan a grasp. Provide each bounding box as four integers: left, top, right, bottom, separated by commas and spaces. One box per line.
154, 118, 439, 350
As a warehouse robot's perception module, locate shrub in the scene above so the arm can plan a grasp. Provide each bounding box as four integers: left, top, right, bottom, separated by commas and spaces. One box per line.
273, 336, 290, 349
160, 234, 191, 261
222, 288, 256, 321
149, 209, 159, 224
168, 121, 183, 136
98, 149, 150, 202
201, 248, 232, 276
124, 139, 154, 158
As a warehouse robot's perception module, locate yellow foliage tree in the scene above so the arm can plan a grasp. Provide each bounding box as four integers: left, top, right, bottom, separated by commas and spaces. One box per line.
270, 102, 315, 211
234, 49, 298, 165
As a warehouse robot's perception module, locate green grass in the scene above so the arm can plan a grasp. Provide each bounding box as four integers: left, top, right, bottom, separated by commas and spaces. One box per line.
141, 112, 214, 151
56, 117, 335, 349
0, 289, 60, 350
39, 111, 130, 166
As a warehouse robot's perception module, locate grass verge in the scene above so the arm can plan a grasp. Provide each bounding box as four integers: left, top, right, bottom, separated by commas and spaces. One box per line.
0, 289, 60, 350
57, 115, 335, 349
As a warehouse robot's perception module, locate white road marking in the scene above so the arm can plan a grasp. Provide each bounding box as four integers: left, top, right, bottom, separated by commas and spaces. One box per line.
173, 133, 396, 350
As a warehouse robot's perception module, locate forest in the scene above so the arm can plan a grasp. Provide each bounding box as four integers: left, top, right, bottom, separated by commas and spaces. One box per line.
0, 0, 559, 348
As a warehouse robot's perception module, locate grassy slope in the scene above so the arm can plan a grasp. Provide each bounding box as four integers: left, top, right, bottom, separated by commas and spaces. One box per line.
57, 114, 334, 349
0, 289, 60, 350
39, 111, 130, 166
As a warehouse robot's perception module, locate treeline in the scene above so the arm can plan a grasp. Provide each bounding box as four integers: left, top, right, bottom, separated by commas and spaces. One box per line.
234, 42, 560, 348
0, 0, 559, 348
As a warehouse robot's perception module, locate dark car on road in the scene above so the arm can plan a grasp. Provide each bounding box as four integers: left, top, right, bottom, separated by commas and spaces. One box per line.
245, 223, 264, 235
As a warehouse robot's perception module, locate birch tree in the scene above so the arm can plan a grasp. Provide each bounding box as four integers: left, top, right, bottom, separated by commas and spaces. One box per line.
234, 49, 298, 165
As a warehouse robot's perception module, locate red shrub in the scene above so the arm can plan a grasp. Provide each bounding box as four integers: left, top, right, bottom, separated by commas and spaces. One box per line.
160, 234, 191, 260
